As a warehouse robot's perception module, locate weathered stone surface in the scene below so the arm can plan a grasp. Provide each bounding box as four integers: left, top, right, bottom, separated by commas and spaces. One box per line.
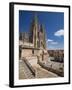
19, 60, 58, 79
19, 60, 34, 79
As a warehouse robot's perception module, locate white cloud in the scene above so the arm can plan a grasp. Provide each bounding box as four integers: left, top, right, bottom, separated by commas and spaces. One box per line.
46, 39, 58, 45
54, 29, 64, 36
47, 39, 53, 42
50, 41, 58, 44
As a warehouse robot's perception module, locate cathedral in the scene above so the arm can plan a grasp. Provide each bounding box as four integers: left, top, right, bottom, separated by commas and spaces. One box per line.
19, 13, 48, 63
19, 14, 64, 79
19, 14, 46, 49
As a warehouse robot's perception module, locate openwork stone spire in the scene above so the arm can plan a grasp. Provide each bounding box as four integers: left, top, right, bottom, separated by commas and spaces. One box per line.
29, 13, 46, 49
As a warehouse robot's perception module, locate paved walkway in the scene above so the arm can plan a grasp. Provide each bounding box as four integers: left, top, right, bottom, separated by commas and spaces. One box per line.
19, 60, 34, 79
34, 65, 58, 78
19, 60, 58, 79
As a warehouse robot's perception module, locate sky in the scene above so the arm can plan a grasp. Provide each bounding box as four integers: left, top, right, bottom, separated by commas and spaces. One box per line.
19, 10, 64, 50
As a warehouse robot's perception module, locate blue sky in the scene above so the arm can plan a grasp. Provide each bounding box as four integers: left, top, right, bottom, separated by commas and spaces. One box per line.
19, 10, 64, 50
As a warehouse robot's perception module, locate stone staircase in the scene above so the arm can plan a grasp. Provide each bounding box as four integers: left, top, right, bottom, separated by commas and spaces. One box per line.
19, 56, 58, 79
19, 60, 35, 79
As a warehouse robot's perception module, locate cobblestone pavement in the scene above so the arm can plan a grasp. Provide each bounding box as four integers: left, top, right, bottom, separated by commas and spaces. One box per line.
19, 60, 58, 79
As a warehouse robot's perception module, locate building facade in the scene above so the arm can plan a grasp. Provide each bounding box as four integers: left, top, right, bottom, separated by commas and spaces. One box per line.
19, 14, 46, 49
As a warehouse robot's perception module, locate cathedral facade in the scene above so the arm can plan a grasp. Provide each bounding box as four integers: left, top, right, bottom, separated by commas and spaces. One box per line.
19, 14, 46, 49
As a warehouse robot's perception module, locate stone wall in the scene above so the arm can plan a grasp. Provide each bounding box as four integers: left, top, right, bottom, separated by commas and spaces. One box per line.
21, 47, 40, 58
20, 47, 49, 65
21, 48, 32, 57
21, 48, 39, 65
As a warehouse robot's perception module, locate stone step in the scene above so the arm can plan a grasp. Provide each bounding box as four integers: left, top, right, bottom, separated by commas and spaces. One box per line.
26, 56, 37, 60
19, 60, 35, 79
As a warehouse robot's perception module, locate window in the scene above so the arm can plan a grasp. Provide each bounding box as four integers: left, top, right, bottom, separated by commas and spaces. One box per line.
32, 50, 34, 54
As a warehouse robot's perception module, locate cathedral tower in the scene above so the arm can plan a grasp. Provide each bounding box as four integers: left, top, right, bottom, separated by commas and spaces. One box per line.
39, 24, 46, 49
29, 13, 39, 48
29, 13, 46, 49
